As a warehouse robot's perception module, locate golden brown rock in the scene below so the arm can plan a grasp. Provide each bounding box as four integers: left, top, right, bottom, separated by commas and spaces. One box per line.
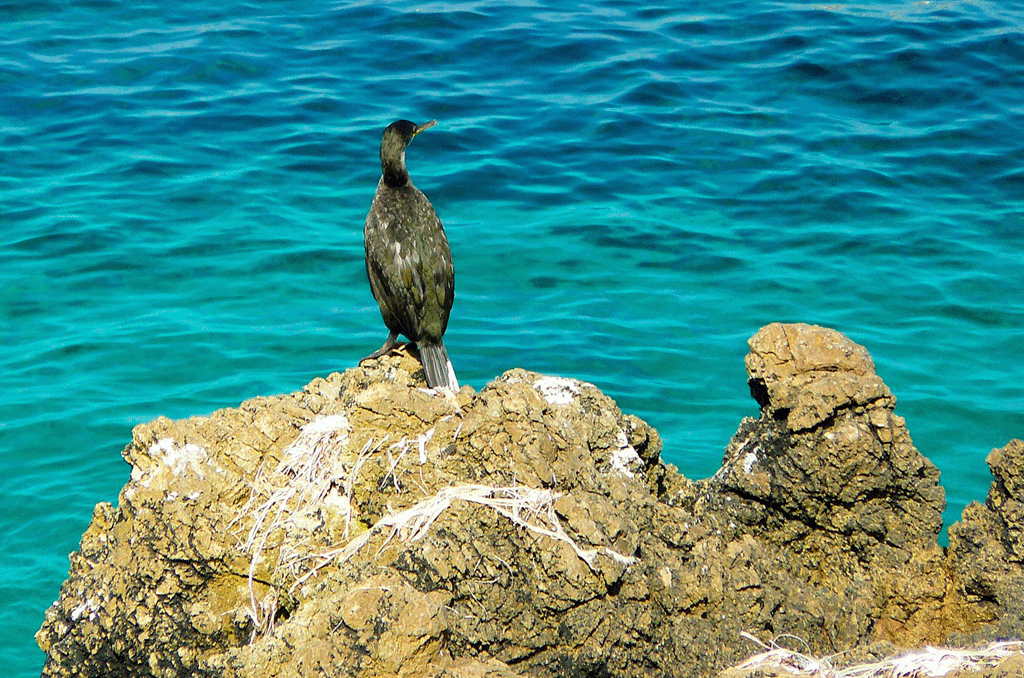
36, 328, 1024, 678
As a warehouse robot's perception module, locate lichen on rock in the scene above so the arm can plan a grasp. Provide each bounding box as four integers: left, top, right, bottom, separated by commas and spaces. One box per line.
36, 325, 1024, 678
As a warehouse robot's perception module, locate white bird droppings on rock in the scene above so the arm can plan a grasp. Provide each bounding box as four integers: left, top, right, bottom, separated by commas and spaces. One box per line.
533, 376, 583, 405
610, 430, 642, 478
132, 438, 217, 489
743, 449, 758, 474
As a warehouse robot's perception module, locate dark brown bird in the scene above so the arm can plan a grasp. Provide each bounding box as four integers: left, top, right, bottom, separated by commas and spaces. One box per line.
362, 119, 458, 390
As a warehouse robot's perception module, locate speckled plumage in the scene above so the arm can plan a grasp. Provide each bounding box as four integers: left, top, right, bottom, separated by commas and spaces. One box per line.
363, 119, 458, 390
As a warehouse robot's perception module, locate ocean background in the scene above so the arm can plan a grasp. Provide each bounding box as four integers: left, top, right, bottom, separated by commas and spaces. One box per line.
3, 0, 1022, 672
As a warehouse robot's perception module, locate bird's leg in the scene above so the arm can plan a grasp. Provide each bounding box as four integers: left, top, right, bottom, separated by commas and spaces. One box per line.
362, 331, 400, 362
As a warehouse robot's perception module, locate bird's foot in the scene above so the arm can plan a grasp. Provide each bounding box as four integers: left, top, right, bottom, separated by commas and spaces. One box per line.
361, 332, 402, 363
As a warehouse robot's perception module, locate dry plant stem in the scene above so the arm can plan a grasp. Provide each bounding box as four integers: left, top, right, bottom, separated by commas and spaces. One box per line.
235, 412, 636, 640
738, 633, 1024, 678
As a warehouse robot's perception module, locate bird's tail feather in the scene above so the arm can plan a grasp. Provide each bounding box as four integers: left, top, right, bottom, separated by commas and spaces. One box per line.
420, 341, 459, 390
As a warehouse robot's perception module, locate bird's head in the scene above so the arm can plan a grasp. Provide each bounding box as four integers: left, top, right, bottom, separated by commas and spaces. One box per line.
385, 119, 436, 144
380, 119, 437, 187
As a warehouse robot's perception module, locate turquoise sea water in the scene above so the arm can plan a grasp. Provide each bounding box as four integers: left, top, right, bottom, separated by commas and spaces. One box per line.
3, 0, 1022, 673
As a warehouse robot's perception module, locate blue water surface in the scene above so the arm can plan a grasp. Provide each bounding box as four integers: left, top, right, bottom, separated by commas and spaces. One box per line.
2, 0, 1022, 673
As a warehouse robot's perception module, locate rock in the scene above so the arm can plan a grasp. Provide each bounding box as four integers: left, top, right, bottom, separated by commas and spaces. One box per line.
714, 323, 946, 598
36, 327, 1024, 678
947, 439, 1024, 640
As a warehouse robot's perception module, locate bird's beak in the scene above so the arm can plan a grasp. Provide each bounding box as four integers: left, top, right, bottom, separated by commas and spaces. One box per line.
414, 120, 438, 137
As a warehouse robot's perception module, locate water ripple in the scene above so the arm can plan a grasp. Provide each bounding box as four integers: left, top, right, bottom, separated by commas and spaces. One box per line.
4, 1, 1024, 674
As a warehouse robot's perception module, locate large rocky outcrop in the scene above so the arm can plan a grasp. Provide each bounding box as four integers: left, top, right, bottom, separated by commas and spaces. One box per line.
37, 323, 1024, 677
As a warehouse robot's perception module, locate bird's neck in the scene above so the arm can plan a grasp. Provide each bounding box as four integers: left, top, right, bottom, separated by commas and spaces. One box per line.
382, 150, 410, 188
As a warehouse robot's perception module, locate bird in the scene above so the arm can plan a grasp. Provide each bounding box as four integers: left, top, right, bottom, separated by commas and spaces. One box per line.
362, 119, 459, 390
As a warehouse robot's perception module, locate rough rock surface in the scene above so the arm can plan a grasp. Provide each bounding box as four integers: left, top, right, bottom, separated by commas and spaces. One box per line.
948, 439, 1024, 641
37, 323, 1024, 678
